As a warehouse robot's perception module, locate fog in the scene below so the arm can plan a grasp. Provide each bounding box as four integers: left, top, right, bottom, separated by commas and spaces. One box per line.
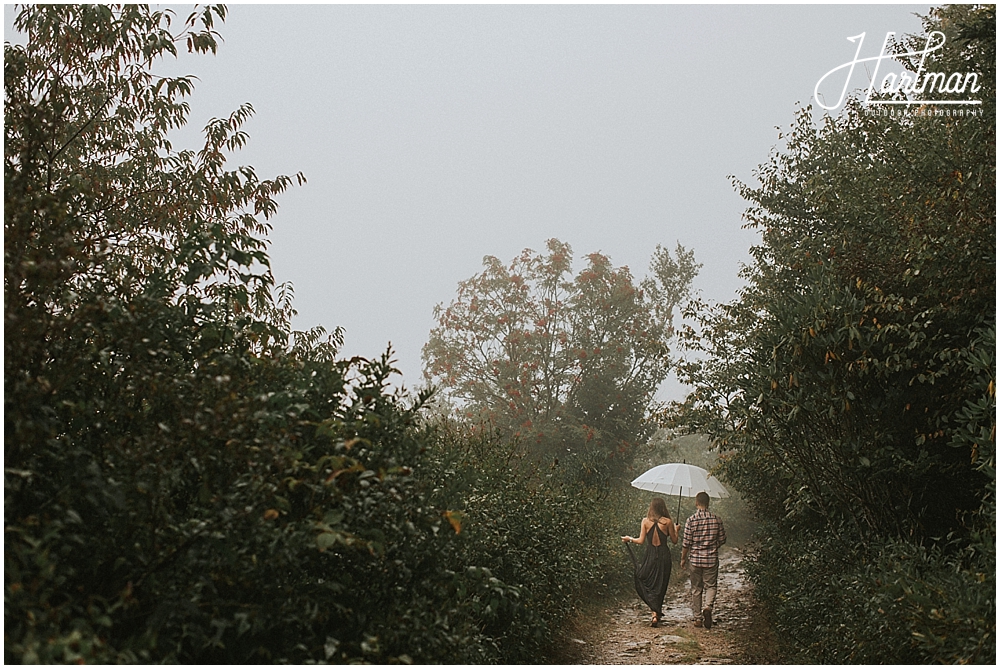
5, 3, 929, 400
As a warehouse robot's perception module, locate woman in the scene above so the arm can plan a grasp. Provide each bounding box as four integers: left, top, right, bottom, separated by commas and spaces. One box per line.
622, 497, 678, 627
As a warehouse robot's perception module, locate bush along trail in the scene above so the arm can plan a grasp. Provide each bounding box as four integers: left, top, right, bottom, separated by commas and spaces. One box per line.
661, 5, 995, 663
3, 7, 676, 662
557, 547, 778, 665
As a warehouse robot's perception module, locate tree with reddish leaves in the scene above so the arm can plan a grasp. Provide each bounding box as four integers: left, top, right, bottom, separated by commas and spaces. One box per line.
423, 238, 698, 482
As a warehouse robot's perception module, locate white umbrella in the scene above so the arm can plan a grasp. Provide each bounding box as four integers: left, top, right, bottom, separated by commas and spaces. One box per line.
631, 463, 729, 498
631, 463, 729, 518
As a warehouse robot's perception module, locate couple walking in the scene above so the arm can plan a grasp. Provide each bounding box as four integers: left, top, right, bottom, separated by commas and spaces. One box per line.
621, 491, 726, 629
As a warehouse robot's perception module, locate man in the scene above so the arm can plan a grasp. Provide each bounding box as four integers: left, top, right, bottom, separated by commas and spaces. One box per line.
680, 491, 726, 630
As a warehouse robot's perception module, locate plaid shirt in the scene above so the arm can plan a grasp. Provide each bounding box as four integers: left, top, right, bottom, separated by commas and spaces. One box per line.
682, 509, 726, 568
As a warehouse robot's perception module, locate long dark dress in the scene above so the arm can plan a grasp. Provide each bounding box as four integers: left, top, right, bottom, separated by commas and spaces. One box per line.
627, 522, 672, 616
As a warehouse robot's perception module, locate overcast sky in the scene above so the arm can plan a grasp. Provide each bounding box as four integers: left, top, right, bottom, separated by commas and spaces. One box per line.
6, 3, 932, 400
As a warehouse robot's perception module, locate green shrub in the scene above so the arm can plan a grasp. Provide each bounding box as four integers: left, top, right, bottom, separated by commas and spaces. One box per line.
671, 4, 995, 663
419, 421, 639, 662
5, 6, 642, 662
746, 525, 995, 664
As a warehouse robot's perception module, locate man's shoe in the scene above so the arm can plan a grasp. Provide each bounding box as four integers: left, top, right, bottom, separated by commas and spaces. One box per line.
702, 608, 713, 630
693, 619, 703, 628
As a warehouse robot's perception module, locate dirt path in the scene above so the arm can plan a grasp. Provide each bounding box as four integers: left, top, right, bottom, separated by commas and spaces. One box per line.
557, 547, 777, 664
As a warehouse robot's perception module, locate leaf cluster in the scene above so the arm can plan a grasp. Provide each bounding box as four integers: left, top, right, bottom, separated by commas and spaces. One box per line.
668, 4, 994, 662
4, 5, 650, 663
423, 239, 699, 484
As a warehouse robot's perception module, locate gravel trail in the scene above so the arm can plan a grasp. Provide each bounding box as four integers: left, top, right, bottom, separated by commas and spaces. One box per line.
557, 547, 777, 664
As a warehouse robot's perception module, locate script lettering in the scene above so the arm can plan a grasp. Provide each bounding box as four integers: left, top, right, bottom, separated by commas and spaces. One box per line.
814, 30, 982, 109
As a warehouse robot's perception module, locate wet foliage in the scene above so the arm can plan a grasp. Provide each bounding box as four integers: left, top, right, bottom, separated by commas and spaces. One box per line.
4, 5, 638, 662
423, 239, 698, 487
671, 5, 995, 663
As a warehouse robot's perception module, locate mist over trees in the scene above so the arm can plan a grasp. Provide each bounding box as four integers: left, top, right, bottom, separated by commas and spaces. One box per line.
671, 4, 994, 663
3, 5, 662, 662
423, 239, 698, 481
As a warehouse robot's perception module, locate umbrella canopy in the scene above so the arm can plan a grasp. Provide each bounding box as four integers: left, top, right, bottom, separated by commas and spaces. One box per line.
631, 463, 730, 499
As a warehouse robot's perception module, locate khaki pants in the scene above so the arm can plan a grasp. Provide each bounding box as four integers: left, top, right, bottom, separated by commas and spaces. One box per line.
689, 561, 719, 614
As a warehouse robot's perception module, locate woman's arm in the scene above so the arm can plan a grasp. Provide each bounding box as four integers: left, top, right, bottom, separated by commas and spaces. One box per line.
621, 518, 650, 544
667, 519, 679, 544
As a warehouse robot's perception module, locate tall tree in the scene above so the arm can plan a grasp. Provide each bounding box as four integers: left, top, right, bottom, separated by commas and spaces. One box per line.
423, 239, 698, 478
